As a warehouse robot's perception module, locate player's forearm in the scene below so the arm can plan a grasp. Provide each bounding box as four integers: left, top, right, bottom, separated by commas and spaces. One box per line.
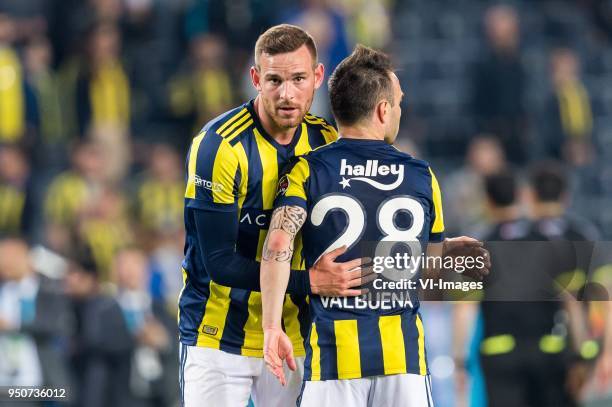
261, 206, 307, 329
261, 229, 294, 329
206, 247, 309, 294
261, 255, 291, 329
194, 208, 310, 294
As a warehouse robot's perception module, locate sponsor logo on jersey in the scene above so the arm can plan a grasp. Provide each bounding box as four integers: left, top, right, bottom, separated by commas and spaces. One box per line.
202, 325, 218, 335
194, 174, 224, 192
339, 159, 404, 191
276, 175, 289, 197
240, 212, 268, 227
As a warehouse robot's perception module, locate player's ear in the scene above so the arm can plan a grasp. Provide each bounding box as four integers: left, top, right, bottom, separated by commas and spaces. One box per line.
313, 63, 324, 89
376, 100, 389, 124
251, 66, 262, 92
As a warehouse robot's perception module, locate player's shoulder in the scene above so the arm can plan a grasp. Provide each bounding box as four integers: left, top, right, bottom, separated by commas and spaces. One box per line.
386, 148, 441, 195
201, 103, 251, 135
303, 112, 335, 128
188, 103, 254, 157
303, 112, 338, 143
196, 103, 255, 145
281, 144, 333, 181
389, 146, 433, 174
298, 139, 341, 167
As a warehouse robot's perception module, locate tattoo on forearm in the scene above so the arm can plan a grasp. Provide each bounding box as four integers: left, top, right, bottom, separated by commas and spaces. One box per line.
262, 246, 293, 262
269, 206, 306, 237
262, 206, 307, 263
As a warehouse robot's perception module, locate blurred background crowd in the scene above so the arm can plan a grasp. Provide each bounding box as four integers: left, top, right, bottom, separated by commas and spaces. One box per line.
0, 0, 610, 406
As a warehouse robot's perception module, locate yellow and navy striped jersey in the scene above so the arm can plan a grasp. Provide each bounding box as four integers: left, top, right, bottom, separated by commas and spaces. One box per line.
275, 138, 445, 380
0, 48, 25, 142
81, 217, 133, 282
0, 184, 26, 234
44, 172, 89, 226
89, 60, 130, 129
136, 179, 184, 233
179, 100, 337, 357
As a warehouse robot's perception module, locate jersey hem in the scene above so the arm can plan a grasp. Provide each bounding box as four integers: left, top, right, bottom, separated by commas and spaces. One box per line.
306, 367, 429, 381
178, 339, 307, 358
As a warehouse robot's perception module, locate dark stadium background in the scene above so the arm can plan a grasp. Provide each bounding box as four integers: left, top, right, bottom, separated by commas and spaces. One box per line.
0, 0, 610, 406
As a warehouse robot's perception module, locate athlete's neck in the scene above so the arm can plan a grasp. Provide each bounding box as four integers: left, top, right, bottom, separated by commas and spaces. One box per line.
254, 96, 297, 145
337, 123, 385, 141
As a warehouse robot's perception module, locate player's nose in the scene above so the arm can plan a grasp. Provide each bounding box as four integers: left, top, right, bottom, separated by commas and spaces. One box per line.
279, 81, 295, 100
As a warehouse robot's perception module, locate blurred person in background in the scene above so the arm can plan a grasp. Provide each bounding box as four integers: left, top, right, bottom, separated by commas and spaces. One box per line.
0, 144, 37, 241
455, 167, 596, 407
282, 0, 350, 76
453, 170, 528, 407
168, 34, 234, 146
470, 4, 528, 164
526, 161, 608, 401
71, 21, 132, 182
183, 0, 278, 63
64, 21, 130, 136
112, 247, 178, 407
336, 0, 391, 49
65, 246, 134, 407
120, 0, 179, 130
23, 35, 68, 171
44, 139, 107, 255
527, 161, 599, 244
0, 0, 47, 41
0, 236, 70, 404
282, 0, 351, 115
46, 0, 115, 69
443, 136, 507, 237
133, 142, 184, 246
0, 13, 29, 146
148, 229, 185, 311
88, 124, 131, 184
132, 142, 185, 305
77, 186, 134, 282
90, 0, 123, 24
543, 48, 595, 168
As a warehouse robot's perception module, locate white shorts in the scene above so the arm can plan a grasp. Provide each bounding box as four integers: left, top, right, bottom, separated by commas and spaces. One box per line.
179, 344, 305, 407
298, 374, 434, 407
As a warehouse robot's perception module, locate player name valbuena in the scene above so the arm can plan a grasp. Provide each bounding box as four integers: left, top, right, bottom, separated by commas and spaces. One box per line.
321, 291, 414, 310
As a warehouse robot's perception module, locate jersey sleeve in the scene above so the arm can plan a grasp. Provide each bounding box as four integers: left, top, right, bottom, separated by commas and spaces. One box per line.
184, 130, 241, 212
304, 113, 338, 145
428, 167, 445, 242
320, 121, 338, 144
274, 157, 310, 210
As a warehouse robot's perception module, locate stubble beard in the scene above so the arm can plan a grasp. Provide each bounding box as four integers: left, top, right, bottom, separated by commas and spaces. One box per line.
262, 90, 314, 131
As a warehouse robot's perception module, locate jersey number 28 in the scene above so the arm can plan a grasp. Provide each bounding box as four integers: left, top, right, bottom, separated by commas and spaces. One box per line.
311, 194, 425, 276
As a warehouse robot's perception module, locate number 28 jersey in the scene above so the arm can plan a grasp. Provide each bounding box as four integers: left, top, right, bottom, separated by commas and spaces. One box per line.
275, 138, 445, 381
